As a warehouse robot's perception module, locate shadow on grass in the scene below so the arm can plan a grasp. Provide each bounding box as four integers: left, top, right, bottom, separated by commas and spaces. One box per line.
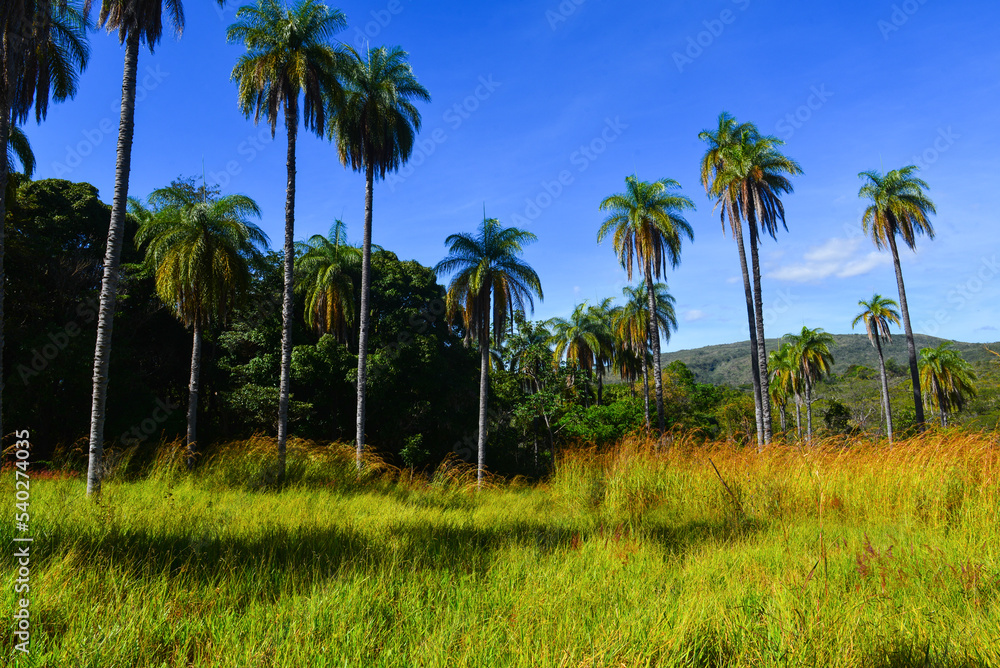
866, 640, 990, 668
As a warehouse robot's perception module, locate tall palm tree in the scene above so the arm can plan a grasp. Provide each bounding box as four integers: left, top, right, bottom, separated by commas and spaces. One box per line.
1, 0, 87, 463
859, 166, 936, 429
919, 342, 977, 427
294, 219, 360, 343
613, 282, 677, 430
228, 0, 346, 480
329, 45, 429, 469
785, 326, 835, 441
700, 113, 802, 447
5, 124, 34, 197
852, 294, 901, 442
435, 217, 542, 486
598, 176, 693, 434
699, 112, 764, 444
84, 0, 196, 497
133, 185, 268, 465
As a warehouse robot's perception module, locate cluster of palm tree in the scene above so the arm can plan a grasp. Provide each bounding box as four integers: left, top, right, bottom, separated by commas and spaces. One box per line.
768, 327, 835, 442
919, 342, 977, 428
58, 0, 430, 495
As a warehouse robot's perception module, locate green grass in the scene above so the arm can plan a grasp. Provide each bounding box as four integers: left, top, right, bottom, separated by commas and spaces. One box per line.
3, 433, 999, 667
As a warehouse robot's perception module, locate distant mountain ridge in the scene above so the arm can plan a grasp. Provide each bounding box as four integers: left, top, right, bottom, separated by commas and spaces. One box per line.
661, 334, 1000, 387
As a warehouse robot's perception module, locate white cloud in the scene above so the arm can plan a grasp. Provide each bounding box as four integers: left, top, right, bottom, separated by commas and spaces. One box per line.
769, 237, 890, 283
684, 309, 707, 322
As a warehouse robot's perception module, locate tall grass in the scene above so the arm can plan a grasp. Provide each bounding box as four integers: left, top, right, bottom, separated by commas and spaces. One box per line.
2, 431, 998, 667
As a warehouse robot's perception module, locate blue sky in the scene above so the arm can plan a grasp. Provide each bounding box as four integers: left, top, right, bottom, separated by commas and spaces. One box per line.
23, 0, 1000, 352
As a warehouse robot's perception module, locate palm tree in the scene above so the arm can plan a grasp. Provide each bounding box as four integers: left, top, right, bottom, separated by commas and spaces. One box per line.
1, 0, 87, 468
133, 185, 268, 465
329, 45, 429, 469
859, 166, 936, 429
785, 326, 835, 441
919, 342, 977, 427
228, 0, 346, 480
613, 282, 677, 430
699, 112, 802, 447
768, 342, 800, 437
85, 0, 197, 496
294, 219, 361, 343
546, 302, 603, 406
852, 294, 901, 442
5, 124, 34, 196
598, 176, 693, 434
435, 217, 542, 486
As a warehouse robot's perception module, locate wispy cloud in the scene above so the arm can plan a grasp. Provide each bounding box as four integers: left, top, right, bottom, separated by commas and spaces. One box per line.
684, 309, 707, 322
768, 237, 890, 283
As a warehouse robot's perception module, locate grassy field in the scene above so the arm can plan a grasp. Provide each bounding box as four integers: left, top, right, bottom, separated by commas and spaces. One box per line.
3, 432, 999, 667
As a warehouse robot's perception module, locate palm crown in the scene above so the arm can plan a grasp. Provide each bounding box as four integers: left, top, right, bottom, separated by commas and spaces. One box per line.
228, 0, 346, 136
597, 176, 695, 282
851, 293, 900, 347
332, 45, 430, 179
435, 217, 543, 345
294, 220, 361, 340
858, 166, 936, 251
132, 187, 269, 328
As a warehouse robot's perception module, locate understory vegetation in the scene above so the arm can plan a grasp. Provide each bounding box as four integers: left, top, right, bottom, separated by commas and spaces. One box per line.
3, 431, 998, 667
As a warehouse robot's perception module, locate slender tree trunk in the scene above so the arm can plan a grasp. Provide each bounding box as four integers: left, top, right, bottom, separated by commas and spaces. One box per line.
805, 377, 813, 441
86, 34, 139, 498
276, 98, 299, 483
355, 161, 375, 470
886, 233, 924, 427
644, 263, 665, 436
733, 220, 764, 447
874, 330, 893, 443
596, 368, 603, 407
941, 409, 946, 428
477, 304, 490, 487
794, 394, 802, 439
779, 402, 786, 433
641, 348, 650, 431
748, 224, 772, 446
186, 321, 202, 469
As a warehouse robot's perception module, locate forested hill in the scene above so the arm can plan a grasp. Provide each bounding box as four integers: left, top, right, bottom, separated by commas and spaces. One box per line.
661, 334, 1000, 387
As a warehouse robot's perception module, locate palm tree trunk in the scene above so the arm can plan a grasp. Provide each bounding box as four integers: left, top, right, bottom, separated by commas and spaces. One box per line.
779, 402, 786, 433
644, 263, 666, 436
805, 377, 813, 441
86, 33, 139, 498
477, 306, 490, 487
874, 331, 893, 443
355, 161, 375, 470
732, 220, 765, 447
794, 395, 802, 439
886, 233, 924, 427
276, 98, 299, 483
186, 321, 202, 469
641, 349, 650, 431
596, 368, 603, 407
748, 224, 773, 446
